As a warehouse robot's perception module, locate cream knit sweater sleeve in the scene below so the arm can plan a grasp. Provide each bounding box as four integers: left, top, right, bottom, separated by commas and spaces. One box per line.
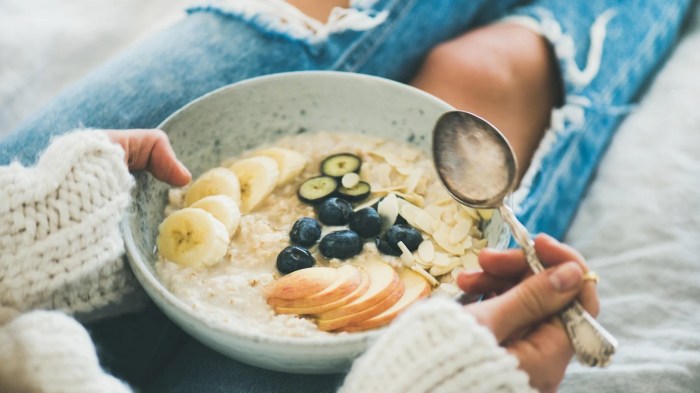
0, 131, 146, 320
339, 297, 535, 393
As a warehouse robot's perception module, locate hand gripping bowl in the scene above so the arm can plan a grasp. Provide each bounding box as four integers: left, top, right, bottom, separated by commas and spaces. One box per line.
122, 71, 510, 374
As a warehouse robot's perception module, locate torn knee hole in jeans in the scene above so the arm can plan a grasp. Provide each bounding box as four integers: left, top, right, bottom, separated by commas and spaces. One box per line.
503, 9, 618, 211
194, 0, 388, 44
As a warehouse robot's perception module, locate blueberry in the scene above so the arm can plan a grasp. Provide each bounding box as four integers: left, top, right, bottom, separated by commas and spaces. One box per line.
349, 207, 382, 238
276, 245, 315, 274
316, 197, 353, 226
375, 237, 401, 256
289, 217, 322, 247
319, 230, 363, 259
384, 224, 423, 251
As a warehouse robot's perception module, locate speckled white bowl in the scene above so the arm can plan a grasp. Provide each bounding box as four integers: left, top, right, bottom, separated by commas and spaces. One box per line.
122, 71, 510, 374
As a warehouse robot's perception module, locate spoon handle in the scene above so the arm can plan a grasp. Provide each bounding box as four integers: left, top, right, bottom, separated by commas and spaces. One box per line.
498, 205, 618, 367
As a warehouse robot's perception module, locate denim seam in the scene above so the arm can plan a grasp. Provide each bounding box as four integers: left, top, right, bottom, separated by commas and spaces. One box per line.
330, 0, 419, 72
523, 3, 682, 232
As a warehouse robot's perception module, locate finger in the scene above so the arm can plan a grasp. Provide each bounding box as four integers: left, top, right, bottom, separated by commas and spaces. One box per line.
534, 234, 584, 265
466, 261, 583, 343
478, 248, 530, 278
507, 320, 572, 393
535, 234, 599, 316
145, 130, 192, 187
456, 271, 514, 294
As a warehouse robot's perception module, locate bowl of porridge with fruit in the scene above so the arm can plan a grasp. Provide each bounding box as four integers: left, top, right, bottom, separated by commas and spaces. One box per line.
122, 71, 510, 373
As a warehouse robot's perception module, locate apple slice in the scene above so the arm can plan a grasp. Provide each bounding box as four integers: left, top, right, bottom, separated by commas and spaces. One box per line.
341, 268, 431, 332
318, 261, 399, 320
274, 266, 370, 315
262, 267, 337, 300
268, 265, 362, 308
316, 279, 405, 332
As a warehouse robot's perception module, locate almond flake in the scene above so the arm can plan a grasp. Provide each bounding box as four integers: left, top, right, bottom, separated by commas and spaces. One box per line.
372, 163, 393, 188
432, 251, 450, 267
395, 192, 425, 207
477, 208, 494, 221
462, 236, 473, 250
417, 240, 435, 263
411, 265, 439, 286
438, 283, 461, 296
430, 264, 453, 276
395, 166, 413, 175
472, 238, 488, 250
372, 185, 406, 195
460, 205, 481, 220
435, 197, 454, 206
414, 213, 436, 235
397, 241, 414, 266
403, 168, 423, 194
449, 219, 472, 244
461, 252, 480, 270
377, 193, 399, 233
353, 196, 382, 212
432, 223, 463, 255
341, 172, 360, 188
470, 226, 483, 238
424, 205, 443, 220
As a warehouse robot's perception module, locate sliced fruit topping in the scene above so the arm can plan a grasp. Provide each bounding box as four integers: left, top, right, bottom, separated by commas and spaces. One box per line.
157, 208, 229, 268
276, 245, 316, 274
289, 217, 322, 247
297, 176, 338, 205
318, 261, 399, 321
184, 167, 241, 207
230, 156, 280, 213
321, 153, 361, 178
262, 266, 338, 300
274, 266, 370, 315
268, 265, 362, 308
341, 268, 430, 332
190, 195, 241, 237
337, 181, 371, 202
319, 230, 363, 260
348, 207, 381, 238
316, 197, 353, 226
255, 147, 308, 185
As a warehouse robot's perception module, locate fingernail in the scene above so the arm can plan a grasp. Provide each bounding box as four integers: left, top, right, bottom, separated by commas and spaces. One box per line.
549, 262, 582, 292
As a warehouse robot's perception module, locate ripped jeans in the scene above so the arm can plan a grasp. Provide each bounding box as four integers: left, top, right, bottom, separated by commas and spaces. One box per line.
0, 0, 691, 391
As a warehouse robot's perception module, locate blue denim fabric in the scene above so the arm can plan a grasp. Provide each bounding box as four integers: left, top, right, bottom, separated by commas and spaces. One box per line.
0, 0, 691, 392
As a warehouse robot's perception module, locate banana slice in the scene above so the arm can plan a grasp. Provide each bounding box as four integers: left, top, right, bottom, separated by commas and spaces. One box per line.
255, 147, 307, 185
230, 156, 279, 213
157, 208, 229, 267
190, 195, 241, 236
184, 167, 241, 207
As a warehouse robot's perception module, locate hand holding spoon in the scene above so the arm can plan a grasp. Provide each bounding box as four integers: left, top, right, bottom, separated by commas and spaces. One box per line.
432, 110, 617, 367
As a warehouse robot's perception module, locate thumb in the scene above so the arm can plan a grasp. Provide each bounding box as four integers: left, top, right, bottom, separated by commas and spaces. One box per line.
467, 261, 583, 343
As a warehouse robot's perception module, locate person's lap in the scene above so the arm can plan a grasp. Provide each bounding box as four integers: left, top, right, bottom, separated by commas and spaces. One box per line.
1, 0, 691, 391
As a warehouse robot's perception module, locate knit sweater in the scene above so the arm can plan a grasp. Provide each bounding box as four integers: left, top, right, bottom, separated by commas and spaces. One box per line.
0, 131, 534, 393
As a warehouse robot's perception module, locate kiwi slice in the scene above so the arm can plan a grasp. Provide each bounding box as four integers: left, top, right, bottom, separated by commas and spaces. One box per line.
337, 181, 371, 202
320, 153, 361, 178
298, 176, 339, 205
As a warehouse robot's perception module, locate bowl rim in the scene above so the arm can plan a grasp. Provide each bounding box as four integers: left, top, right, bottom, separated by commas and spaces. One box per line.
123, 70, 457, 347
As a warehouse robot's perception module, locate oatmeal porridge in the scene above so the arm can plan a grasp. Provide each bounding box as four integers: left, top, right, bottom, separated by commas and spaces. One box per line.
156, 132, 491, 337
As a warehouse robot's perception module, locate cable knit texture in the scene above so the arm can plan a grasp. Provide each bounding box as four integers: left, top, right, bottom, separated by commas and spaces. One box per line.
0, 310, 131, 393
339, 298, 536, 393
0, 131, 144, 318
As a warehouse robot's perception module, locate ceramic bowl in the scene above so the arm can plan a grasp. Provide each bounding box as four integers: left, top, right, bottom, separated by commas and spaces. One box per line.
122, 71, 510, 374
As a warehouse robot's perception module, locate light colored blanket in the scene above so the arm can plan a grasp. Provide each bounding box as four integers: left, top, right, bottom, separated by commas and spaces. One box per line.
0, 1, 698, 392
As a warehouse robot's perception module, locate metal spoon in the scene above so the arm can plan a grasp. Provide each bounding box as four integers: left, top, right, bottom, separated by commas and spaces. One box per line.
432, 110, 618, 367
